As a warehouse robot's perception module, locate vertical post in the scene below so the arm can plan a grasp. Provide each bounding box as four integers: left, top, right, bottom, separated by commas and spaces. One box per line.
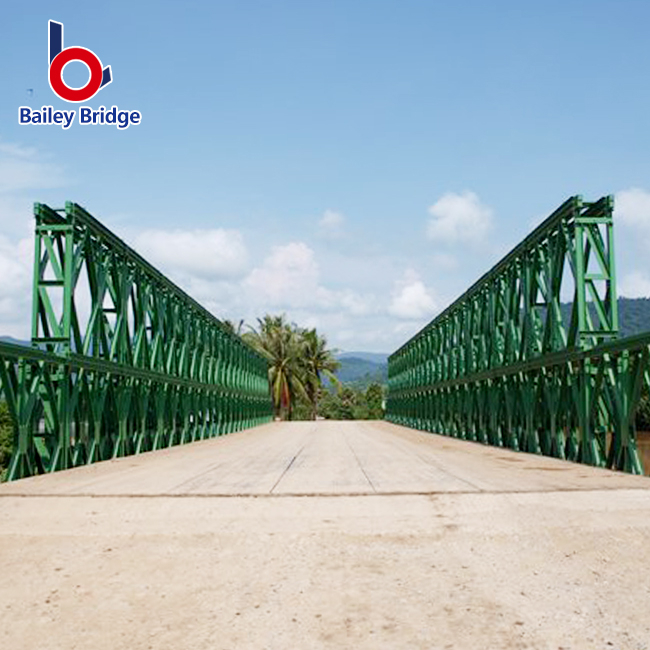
605, 195, 619, 334
61, 212, 75, 355
573, 200, 588, 349
31, 212, 43, 345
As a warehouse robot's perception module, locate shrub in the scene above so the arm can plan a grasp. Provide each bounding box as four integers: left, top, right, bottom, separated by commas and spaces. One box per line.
0, 401, 15, 480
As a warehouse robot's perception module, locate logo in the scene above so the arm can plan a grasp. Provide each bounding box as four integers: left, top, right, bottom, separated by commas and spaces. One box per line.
18, 20, 141, 130
48, 20, 112, 103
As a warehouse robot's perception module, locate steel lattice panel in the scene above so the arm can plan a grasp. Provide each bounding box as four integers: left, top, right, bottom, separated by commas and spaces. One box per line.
387, 196, 647, 474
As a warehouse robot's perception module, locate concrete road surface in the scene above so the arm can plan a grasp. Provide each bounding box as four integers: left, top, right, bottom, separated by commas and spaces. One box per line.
1, 421, 650, 649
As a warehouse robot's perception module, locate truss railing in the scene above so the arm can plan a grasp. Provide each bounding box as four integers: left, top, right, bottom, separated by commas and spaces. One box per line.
1, 202, 272, 481
387, 196, 648, 474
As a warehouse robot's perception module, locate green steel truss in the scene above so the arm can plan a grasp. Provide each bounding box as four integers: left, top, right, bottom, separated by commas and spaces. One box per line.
387, 196, 648, 474
2, 202, 272, 481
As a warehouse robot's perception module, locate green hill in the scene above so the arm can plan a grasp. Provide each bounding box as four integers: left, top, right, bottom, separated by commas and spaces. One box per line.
558, 297, 650, 339
0, 336, 30, 347
334, 356, 387, 389
337, 351, 388, 364
618, 297, 650, 337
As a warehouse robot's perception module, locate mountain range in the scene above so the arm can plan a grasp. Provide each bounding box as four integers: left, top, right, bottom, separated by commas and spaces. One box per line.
334, 353, 388, 388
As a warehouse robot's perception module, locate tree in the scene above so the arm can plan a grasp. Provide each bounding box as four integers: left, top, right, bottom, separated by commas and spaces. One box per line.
222, 319, 245, 336
232, 313, 378, 422
319, 386, 357, 420
300, 328, 340, 420
316, 383, 386, 421
637, 388, 650, 431
365, 383, 385, 420
243, 315, 309, 420
0, 401, 15, 481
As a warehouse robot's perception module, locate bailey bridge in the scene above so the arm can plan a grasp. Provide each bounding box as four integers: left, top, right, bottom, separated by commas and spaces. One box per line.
1, 197, 649, 649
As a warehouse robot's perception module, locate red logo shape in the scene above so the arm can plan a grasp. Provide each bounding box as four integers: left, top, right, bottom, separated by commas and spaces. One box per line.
48, 21, 112, 103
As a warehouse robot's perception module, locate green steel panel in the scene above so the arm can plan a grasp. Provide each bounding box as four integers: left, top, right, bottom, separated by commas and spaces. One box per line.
2, 202, 273, 481
387, 196, 646, 474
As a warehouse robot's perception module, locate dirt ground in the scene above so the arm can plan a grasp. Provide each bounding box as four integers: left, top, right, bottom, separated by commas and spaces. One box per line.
1, 421, 650, 650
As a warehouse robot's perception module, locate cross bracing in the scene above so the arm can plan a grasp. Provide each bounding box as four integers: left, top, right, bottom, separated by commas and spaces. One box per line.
1, 202, 272, 481
386, 195, 648, 474
32, 202, 268, 393
2, 195, 649, 481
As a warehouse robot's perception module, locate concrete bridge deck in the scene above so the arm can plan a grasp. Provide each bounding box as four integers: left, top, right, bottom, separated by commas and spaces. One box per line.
1, 421, 650, 649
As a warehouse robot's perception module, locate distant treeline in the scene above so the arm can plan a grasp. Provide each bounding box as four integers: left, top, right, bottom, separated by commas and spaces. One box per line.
616, 297, 650, 338
560, 297, 650, 339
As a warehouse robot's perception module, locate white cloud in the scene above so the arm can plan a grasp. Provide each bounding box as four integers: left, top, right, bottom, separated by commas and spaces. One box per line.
0, 140, 493, 353
620, 271, 650, 298
134, 228, 249, 280
0, 233, 34, 338
388, 269, 437, 320
0, 141, 66, 193
0, 143, 39, 159
0, 140, 67, 338
615, 188, 650, 236
244, 241, 334, 309
426, 191, 492, 245
338, 290, 376, 316
393, 321, 424, 338
0, 196, 35, 238
318, 209, 345, 239
241, 241, 380, 330
613, 188, 650, 301
431, 252, 458, 270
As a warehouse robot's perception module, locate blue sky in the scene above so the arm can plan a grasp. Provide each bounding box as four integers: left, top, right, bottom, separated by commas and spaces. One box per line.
1, 0, 650, 351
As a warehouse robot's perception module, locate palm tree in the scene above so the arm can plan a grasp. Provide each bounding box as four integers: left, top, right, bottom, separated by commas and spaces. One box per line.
243, 315, 309, 420
243, 315, 342, 421
222, 319, 245, 336
300, 328, 341, 420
